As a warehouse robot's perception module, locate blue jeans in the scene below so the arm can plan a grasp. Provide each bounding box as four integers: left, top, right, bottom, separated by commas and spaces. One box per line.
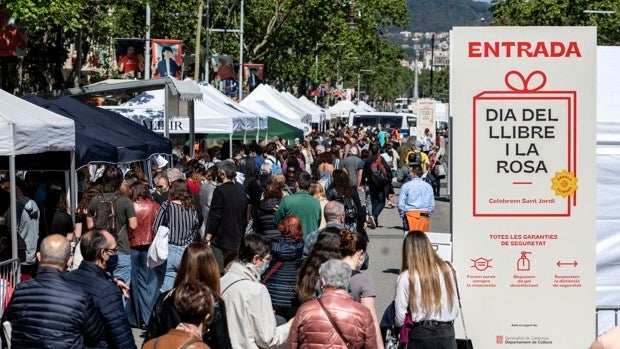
113, 251, 132, 285
126, 247, 159, 327
370, 190, 386, 225
157, 244, 186, 293
407, 322, 456, 349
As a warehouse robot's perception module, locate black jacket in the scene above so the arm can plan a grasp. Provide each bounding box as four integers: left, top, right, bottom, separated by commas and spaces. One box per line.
66, 261, 137, 349
252, 197, 281, 241
2, 268, 104, 349
207, 181, 248, 250
146, 290, 232, 349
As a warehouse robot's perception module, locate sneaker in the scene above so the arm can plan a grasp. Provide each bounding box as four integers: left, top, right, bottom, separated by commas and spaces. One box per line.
367, 216, 377, 229
386, 201, 395, 209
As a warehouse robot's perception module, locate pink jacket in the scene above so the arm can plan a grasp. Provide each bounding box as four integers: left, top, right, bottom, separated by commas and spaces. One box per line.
288, 289, 377, 349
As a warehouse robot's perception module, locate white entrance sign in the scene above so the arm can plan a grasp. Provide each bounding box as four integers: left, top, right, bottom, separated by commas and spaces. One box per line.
451, 27, 596, 348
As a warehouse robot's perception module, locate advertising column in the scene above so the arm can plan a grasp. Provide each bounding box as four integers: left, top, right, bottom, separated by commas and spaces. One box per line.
450, 27, 596, 348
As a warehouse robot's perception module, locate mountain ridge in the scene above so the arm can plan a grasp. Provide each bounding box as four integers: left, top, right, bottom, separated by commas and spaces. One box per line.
406, 0, 492, 32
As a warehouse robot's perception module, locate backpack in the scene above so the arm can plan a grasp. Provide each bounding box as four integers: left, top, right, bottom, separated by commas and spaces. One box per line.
92, 194, 119, 236
370, 156, 390, 187
265, 157, 282, 175
339, 196, 357, 221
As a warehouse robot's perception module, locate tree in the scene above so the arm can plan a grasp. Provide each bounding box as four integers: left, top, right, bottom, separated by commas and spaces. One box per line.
490, 0, 620, 45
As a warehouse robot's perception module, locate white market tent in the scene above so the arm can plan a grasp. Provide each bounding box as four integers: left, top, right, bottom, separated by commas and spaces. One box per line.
0, 89, 76, 260
244, 84, 313, 123
327, 99, 364, 118
239, 98, 311, 138
106, 88, 266, 137
357, 100, 376, 112
279, 91, 325, 123
298, 95, 327, 115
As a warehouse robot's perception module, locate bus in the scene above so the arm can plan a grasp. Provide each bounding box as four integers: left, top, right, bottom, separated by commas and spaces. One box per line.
348, 112, 417, 139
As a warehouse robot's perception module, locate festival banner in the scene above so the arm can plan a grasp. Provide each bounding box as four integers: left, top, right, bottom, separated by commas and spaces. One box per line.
451, 27, 596, 348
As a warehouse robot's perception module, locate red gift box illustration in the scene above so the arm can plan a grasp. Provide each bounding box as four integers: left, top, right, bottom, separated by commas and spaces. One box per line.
472, 70, 578, 217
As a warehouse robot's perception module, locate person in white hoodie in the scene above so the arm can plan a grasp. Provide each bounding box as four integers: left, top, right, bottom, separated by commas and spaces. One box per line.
220, 234, 291, 349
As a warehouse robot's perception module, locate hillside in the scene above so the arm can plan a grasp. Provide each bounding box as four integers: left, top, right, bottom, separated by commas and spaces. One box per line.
406, 0, 492, 32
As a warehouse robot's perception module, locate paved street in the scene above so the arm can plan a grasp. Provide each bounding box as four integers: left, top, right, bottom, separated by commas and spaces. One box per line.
365, 183, 451, 323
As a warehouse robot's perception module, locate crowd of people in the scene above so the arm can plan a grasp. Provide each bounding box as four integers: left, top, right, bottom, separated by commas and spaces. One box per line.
0, 124, 463, 349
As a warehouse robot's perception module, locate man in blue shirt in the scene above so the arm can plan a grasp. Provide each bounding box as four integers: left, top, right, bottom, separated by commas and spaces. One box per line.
398, 163, 435, 232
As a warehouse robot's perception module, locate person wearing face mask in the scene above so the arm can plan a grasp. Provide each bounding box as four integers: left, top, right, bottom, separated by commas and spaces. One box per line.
220, 234, 292, 349
66, 229, 136, 348
339, 229, 383, 349
2, 234, 104, 349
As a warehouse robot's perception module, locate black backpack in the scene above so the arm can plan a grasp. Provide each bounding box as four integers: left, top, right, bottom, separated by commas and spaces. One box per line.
92, 194, 119, 236
339, 196, 357, 222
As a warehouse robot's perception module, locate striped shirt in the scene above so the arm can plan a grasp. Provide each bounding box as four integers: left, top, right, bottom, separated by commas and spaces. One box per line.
152, 201, 200, 246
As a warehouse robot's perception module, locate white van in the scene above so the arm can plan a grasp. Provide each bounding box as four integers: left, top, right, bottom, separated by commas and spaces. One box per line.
348, 112, 417, 138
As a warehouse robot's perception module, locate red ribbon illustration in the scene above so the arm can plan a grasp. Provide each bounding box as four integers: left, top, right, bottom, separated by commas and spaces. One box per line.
504, 70, 547, 92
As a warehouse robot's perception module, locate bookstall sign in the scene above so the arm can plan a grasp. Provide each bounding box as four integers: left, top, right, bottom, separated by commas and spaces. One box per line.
451, 27, 596, 349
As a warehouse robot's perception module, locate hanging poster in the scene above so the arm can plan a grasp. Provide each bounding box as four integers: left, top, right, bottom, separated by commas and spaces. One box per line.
451, 27, 596, 348
151, 39, 183, 79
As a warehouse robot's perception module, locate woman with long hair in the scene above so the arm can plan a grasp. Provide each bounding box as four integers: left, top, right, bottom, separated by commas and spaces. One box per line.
152, 179, 202, 292
395, 231, 459, 348
316, 151, 334, 190
340, 229, 383, 349
295, 226, 342, 303
147, 242, 231, 349
263, 215, 304, 320
127, 181, 160, 328
326, 169, 367, 239
308, 181, 328, 229
252, 180, 284, 241
71, 183, 102, 270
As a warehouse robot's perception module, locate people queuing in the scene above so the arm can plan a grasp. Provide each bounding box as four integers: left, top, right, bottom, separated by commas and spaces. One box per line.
0, 126, 452, 348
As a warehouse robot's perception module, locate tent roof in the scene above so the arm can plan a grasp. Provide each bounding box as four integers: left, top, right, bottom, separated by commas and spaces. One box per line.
107, 85, 266, 135
0, 89, 75, 157
357, 101, 376, 112
0, 89, 75, 171
327, 100, 363, 116
55, 96, 172, 156
23, 94, 151, 167
239, 99, 309, 139
244, 84, 312, 123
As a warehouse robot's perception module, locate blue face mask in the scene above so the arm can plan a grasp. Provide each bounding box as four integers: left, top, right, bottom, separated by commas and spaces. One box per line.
260, 260, 270, 275
105, 254, 119, 270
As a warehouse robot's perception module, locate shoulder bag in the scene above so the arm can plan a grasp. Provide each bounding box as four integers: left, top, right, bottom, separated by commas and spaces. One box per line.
450, 264, 474, 349
148, 202, 170, 268
318, 298, 352, 348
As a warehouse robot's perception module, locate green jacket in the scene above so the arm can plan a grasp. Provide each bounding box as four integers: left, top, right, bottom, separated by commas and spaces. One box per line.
273, 190, 321, 239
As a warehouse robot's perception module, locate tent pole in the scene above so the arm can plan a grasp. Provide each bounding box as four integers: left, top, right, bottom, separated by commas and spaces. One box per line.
229, 133, 233, 158
69, 150, 76, 223
9, 155, 17, 261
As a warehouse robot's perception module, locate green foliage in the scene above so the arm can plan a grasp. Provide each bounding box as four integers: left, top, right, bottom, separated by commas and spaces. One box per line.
490, 0, 620, 45
417, 68, 449, 103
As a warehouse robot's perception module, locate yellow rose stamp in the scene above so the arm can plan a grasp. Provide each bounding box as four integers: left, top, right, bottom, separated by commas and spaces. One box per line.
551, 170, 578, 198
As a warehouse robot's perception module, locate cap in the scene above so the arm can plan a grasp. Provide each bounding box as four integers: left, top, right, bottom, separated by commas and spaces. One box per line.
287, 166, 297, 173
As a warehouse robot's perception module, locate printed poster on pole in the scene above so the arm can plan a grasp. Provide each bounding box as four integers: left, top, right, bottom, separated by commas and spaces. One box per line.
450, 27, 596, 348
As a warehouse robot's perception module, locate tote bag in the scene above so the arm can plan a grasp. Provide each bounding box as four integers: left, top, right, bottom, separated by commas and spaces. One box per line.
147, 204, 170, 268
